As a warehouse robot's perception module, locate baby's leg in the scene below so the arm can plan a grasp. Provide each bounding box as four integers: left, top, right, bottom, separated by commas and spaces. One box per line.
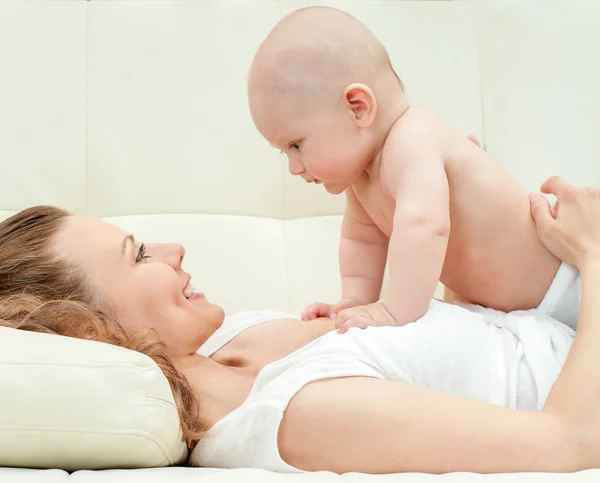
442, 286, 470, 304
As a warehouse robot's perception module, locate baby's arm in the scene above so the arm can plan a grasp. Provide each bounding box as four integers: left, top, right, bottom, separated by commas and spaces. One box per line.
383, 142, 450, 324
302, 190, 388, 321
338, 189, 389, 306
333, 132, 449, 330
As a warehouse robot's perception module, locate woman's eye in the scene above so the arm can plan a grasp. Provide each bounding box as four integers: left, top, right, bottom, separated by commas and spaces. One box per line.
135, 243, 151, 263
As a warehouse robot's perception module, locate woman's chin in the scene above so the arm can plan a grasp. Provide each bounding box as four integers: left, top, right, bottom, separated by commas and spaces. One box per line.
194, 297, 225, 325
214, 306, 226, 326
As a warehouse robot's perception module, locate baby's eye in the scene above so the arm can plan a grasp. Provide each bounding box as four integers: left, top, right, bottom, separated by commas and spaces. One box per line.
289, 141, 302, 152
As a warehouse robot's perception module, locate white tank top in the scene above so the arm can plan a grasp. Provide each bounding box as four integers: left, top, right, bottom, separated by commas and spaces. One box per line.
191, 300, 574, 472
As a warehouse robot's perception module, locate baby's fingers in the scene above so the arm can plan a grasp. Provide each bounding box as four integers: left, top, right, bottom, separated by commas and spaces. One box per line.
331, 307, 355, 324
302, 303, 330, 321
334, 308, 366, 328
336, 317, 370, 334
301, 306, 317, 321
331, 300, 358, 317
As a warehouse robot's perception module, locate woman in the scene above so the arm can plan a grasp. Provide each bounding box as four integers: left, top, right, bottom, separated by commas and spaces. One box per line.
0, 176, 599, 474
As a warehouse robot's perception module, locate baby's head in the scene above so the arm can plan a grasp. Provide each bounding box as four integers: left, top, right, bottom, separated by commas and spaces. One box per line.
248, 6, 404, 194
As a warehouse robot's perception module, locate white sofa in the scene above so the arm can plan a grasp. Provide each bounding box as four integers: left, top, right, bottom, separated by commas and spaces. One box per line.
1, 0, 599, 481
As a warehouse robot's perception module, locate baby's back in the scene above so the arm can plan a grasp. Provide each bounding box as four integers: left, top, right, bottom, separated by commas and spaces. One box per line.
428, 109, 559, 310
392, 107, 561, 311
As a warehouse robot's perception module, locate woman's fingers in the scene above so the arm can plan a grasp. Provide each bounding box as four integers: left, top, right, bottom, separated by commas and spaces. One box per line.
467, 134, 480, 147
551, 199, 559, 219
540, 176, 574, 200
530, 178, 600, 268
529, 193, 554, 233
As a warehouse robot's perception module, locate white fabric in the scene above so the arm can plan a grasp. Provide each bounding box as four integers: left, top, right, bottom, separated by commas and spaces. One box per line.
1, 0, 599, 480
191, 302, 574, 472
537, 262, 582, 330
197, 311, 297, 357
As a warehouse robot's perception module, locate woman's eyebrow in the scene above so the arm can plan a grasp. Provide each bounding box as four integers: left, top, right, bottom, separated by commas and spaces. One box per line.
121, 234, 135, 255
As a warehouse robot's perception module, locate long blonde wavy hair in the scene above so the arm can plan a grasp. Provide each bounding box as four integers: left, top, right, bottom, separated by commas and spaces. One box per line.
0, 206, 205, 449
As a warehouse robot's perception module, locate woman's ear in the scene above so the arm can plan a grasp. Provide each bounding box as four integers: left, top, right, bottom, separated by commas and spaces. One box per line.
343, 83, 377, 128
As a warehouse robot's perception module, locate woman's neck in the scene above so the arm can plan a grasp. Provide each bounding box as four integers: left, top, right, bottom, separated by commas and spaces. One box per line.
177, 316, 337, 429
176, 354, 255, 430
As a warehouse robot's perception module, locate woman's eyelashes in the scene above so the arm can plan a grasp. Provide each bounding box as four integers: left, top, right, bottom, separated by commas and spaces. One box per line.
135, 243, 151, 263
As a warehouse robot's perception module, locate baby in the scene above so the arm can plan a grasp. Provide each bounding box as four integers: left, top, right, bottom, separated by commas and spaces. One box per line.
247, 6, 581, 332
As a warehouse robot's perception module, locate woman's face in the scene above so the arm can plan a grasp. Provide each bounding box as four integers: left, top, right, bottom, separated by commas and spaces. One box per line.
54, 214, 225, 357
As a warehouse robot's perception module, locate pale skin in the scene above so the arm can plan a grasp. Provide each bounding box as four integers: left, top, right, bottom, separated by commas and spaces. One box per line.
52, 177, 600, 473
248, 7, 561, 331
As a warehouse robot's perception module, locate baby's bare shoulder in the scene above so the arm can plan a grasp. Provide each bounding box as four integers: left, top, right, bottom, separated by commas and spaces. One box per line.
381, 107, 448, 171
384, 107, 450, 156
392, 106, 446, 137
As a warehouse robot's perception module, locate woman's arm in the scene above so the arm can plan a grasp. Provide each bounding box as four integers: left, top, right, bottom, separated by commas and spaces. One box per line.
279, 178, 600, 474
279, 377, 568, 474
543, 262, 600, 453
528, 179, 600, 467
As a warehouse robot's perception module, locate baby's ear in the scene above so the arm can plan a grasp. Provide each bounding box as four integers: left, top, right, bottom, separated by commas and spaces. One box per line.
343, 83, 377, 128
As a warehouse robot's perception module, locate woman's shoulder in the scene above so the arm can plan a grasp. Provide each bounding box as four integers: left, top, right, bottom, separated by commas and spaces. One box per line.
190, 330, 383, 473
226, 310, 298, 325
197, 310, 298, 357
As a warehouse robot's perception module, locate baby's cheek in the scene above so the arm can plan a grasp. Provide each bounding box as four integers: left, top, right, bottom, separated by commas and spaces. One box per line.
307, 157, 346, 181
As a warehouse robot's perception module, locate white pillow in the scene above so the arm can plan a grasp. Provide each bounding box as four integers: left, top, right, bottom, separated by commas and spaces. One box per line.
0, 326, 187, 470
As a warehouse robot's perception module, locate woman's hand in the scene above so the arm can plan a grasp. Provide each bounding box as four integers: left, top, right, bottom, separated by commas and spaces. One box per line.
529, 176, 600, 269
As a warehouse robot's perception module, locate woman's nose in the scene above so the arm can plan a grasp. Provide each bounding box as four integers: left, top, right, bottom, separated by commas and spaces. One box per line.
166, 243, 185, 269
149, 243, 185, 269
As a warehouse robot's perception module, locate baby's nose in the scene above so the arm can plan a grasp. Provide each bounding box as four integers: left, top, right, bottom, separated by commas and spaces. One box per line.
288, 157, 304, 176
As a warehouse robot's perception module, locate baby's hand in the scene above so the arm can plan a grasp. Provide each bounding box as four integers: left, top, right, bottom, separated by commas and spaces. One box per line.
333, 302, 397, 333
302, 302, 335, 321
301, 298, 363, 321
330, 297, 364, 318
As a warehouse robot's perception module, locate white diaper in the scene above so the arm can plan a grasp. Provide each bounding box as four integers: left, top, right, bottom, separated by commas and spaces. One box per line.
536, 262, 581, 330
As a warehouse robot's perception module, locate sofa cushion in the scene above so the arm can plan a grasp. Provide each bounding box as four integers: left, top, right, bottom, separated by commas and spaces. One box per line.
0, 327, 186, 470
